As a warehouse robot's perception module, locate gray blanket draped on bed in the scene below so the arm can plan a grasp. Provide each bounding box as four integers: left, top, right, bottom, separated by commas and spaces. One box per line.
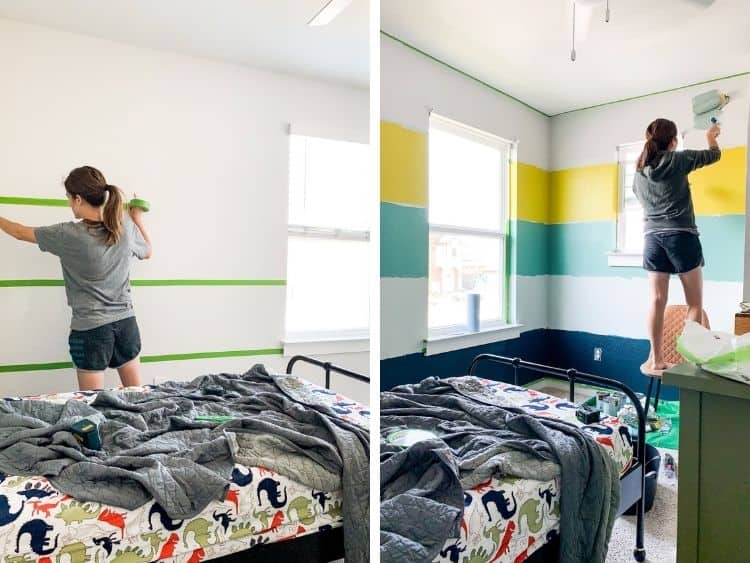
380, 376, 620, 563
0, 365, 370, 563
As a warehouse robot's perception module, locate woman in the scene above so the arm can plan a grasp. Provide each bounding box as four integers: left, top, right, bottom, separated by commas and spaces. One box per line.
633, 118, 721, 375
0, 166, 152, 390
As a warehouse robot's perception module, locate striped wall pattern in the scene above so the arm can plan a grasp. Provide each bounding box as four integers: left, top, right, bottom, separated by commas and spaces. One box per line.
380, 120, 550, 362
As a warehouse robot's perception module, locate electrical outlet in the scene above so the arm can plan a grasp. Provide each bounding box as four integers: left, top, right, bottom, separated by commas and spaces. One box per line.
593, 347, 603, 362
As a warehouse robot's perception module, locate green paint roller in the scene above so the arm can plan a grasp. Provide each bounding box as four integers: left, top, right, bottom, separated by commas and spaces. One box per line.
691, 89, 730, 130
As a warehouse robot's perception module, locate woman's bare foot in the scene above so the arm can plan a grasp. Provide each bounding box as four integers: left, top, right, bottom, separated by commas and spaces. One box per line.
640, 359, 676, 376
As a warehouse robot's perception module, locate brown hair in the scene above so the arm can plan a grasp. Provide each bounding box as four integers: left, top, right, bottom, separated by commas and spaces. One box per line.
64, 166, 123, 246
637, 118, 678, 171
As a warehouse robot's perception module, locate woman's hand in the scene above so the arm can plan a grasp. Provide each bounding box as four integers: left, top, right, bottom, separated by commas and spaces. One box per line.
706, 124, 721, 147
128, 193, 145, 223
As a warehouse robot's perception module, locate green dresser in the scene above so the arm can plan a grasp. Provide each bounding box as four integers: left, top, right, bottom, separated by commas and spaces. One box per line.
664, 363, 750, 563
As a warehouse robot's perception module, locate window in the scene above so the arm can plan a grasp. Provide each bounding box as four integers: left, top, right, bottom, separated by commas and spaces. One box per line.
615, 142, 644, 255
428, 114, 510, 332
613, 137, 686, 264
285, 135, 369, 339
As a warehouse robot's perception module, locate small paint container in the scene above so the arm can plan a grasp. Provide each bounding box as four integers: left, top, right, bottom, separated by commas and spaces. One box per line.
596, 391, 611, 412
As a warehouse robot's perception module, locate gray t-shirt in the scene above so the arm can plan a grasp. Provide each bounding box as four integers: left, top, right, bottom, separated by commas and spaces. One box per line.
35, 217, 148, 331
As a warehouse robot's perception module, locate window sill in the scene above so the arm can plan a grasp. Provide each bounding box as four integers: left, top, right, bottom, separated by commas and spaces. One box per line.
607, 252, 642, 268
283, 331, 369, 357
424, 323, 522, 356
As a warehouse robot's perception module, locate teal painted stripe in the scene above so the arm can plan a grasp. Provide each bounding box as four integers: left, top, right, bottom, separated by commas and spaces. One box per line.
0, 196, 68, 207
0, 279, 286, 287
548, 221, 618, 278
697, 215, 745, 282
0, 348, 283, 373
381, 202, 428, 278
514, 219, 548, 277
548, 215, 744, 281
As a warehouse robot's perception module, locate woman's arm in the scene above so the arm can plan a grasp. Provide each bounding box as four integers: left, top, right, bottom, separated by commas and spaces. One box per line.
128, 207, 152, 259
677, 125, 721, 174
0, 216, 36, 243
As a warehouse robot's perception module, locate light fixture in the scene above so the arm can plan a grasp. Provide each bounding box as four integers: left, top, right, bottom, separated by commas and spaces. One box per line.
308, 0, 354, 27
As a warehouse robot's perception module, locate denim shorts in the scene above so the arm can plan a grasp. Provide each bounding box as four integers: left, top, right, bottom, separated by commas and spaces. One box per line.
643, 231, 704, 274
68, 316, 142, 371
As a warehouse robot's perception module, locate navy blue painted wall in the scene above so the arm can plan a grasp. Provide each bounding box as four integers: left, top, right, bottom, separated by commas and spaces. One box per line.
545, 329, 678, 401
380, 329, 551, 391
380, 328, 679, 401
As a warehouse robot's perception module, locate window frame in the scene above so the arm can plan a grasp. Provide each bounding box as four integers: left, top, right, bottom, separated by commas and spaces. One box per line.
616, 142, 644, 252
426, 113, 512, 338
283, 134, 370, 347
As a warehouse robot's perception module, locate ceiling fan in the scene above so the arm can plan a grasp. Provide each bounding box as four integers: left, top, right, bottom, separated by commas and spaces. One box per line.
570, 0, 716, 61
308, 0, 354, 27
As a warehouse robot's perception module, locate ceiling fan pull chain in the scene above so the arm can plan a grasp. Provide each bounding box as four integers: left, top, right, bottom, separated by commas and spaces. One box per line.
605, 0, 610, 22
570, 0, 576, 61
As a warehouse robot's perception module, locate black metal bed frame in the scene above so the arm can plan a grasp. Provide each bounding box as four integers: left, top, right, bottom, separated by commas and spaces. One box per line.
214, 355, 368, 563
286, 354, 371, 389
468, 354, 647, 562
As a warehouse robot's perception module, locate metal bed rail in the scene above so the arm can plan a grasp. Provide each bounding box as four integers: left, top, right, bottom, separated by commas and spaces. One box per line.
286, 355, 370, 390
468, 354, 647, 562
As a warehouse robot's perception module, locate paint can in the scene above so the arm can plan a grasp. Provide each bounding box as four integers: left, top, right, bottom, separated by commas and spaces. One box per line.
596, 391, 611, 412
467, 293, 480, 332
609, 392, 625, 416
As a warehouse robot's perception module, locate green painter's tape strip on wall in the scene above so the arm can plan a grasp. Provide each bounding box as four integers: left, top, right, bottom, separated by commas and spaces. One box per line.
381, 202, 428, 278
0, 348, 283, 373
0, 196, 68, 207
0, 279, 286, 287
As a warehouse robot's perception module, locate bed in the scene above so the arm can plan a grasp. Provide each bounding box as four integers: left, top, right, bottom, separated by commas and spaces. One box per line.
381, 354, 647, 563
0, 355, 369, 563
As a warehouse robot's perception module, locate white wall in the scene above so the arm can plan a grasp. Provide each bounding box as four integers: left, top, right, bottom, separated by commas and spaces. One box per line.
381, 36, 549, 167
0, 18, 369, 403
551, 75, 750, 169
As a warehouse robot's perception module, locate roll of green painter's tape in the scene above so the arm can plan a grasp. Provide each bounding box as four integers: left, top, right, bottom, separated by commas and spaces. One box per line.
129, 198, 150, 212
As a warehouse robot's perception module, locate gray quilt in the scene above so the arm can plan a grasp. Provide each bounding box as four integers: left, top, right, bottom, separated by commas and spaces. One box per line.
0, 365, 369, 563
380, 377, 620, 563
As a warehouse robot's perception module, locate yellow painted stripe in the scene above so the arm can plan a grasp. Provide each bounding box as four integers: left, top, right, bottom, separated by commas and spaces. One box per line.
550, 146, 747, 223
691, 146, 747, 215
549, 164, 618, 223
381, 121, 428, 207
514, 162, 549, 223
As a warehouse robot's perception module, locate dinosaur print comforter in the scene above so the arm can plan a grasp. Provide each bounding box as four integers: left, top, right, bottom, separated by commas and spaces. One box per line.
0, 378, 368, 563
433, 376, 633, 563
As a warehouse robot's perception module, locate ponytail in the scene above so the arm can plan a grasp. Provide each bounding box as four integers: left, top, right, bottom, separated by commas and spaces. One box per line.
636, 118, 678, 171
101, 184, 124, 246
64, 165, 124, 246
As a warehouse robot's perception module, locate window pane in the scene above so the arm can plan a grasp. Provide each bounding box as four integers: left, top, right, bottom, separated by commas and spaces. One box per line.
288, 135, 369, 231
286, 236, 369, 333
428, 232, 503, 328
429, 127, 503, 231
622, 209, 644, 253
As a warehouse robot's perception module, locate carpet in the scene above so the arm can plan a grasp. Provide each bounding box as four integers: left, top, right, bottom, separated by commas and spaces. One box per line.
606, 448, 678, 562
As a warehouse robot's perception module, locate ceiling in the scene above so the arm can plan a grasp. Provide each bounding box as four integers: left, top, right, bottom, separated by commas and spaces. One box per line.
381, 0, 750, 116
0, 0, 369, 87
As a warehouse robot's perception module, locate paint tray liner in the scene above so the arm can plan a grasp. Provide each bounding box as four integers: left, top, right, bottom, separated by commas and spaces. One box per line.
677, 321, 750, 384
